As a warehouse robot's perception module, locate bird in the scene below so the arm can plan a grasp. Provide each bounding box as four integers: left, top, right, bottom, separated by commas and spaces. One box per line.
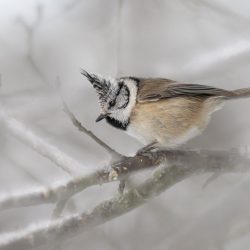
81, 69, 250, 151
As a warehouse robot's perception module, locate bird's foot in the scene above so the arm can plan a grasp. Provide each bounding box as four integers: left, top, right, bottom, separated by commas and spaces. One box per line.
136, 141, 158, 157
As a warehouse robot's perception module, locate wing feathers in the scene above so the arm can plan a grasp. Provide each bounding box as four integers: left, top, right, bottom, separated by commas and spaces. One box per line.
137, 79, 234, 102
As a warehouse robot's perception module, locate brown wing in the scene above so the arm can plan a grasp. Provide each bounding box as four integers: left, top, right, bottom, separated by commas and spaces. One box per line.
137, 78, 234, 102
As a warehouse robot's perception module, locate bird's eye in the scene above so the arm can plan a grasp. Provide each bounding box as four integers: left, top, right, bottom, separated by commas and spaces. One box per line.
109, 100, 116, 108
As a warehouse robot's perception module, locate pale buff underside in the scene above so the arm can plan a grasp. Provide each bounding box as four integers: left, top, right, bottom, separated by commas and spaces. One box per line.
127, 97, 224, 147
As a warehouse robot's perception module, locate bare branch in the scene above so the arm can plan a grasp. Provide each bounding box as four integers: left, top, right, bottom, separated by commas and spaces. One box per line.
0, 107, 86, 176
0, 148, 248, 211
50, 199, 70, 250
202, 172, 221, 189
115, 0, 124, 76
174, 40, 250, 80
55, 79, 122, 159
51, 200, 69, 220
0, 148, 249, 250
62, 99, 122, 159
17, 5, 50, 86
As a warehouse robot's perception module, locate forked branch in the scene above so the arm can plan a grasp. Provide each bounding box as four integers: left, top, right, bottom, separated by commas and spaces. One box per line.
0, 147, 249, 250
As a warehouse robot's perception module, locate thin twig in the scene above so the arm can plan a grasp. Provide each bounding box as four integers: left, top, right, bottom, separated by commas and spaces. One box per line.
55, 78, 123, 159
17, 5, 50, 86
51, 199, 70, 250
51, 200, 69, 220
115, 0, 124, 76
202, 172, 221, 189
62, 101, 122, 159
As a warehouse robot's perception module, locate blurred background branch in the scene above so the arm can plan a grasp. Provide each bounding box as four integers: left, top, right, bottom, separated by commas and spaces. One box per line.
16, 5, 50, 86
0, 0, 250, 250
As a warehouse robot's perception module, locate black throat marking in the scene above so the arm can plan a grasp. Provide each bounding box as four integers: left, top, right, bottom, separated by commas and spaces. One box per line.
105, 116, 129, 130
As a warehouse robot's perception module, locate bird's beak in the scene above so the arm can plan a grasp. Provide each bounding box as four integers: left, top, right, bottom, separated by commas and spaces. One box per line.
96, 113, 109, 122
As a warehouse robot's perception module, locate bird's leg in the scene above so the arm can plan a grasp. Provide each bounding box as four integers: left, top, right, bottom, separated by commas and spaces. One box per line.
118, 180, 126, 194
136, 141, 158, 156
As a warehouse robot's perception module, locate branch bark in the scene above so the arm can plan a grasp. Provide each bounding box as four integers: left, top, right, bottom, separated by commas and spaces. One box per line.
0, 148, 249, 250
0, 148, 248, 211
61, 96, 122, 159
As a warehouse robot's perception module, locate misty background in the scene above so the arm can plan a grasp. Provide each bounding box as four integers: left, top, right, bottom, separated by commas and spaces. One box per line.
0, 0, 250, 249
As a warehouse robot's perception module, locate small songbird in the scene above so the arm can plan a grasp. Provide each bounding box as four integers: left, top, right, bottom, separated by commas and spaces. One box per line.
81, 69, 250, 149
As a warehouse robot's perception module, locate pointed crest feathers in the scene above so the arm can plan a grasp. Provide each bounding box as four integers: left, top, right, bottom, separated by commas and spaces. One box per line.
81, 69, 113, 100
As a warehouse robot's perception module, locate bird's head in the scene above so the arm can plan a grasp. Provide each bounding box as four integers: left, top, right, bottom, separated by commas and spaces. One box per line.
81, 69, 138, 126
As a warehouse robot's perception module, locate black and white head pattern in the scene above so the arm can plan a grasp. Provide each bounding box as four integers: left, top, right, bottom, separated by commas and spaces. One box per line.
81, 69, 138, 130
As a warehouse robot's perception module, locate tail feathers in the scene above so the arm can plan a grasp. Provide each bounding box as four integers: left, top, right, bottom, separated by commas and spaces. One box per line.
231, 88, 250, 99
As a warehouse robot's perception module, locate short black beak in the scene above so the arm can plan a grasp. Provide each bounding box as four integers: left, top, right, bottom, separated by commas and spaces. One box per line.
96, 113, 109, 122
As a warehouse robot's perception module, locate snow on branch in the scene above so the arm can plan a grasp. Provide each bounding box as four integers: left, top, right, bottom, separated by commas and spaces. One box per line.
0, 147, 249, 211
0, 147, 249, 250
0, 107, 86, 176
0, 145, 249, 211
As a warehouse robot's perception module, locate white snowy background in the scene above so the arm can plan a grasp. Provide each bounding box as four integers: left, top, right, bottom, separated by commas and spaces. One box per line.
0, 0, 250, 249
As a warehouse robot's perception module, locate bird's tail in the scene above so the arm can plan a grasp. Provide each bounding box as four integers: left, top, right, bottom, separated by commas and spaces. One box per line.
230, 88, 250, 99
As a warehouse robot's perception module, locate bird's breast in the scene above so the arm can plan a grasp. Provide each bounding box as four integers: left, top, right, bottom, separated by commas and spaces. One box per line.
127, 97, 210, 147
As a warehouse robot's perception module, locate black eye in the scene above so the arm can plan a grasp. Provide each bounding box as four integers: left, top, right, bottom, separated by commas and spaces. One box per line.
117, 85, 130, 109
109, 100, 116, 108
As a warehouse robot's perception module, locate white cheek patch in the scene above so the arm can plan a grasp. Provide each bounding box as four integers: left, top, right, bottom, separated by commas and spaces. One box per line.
111, 79, 138, 124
